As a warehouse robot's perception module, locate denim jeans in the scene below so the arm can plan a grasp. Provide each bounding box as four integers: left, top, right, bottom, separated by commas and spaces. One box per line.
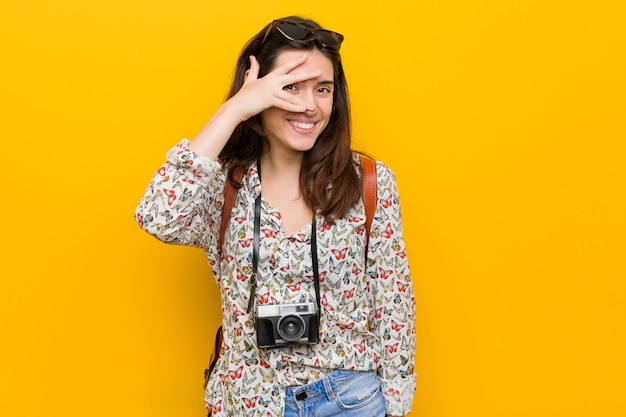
284, 370, 387, 417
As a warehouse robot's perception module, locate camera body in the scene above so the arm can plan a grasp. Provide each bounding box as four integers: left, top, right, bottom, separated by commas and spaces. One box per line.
256, 302, 320, 348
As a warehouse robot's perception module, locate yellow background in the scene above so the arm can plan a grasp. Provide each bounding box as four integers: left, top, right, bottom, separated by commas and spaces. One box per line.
1, 0, 625, 416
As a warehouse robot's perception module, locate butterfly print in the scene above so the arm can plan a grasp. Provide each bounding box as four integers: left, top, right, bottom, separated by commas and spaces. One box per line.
396, 281, 410, 292
257, 292, 277, 304
136, 213, 146, 227
295, 345, 315, 359
385, 343, 399, 354
231, 303, 245, 318
335, 344, 346, 357
352, 264, 363, 275
394, 293, 403, 304
323, 332, 337, 344
391, 319, 406, 332
328, 258, 346, 274
136, 146, 415, 416
380, 222, 394, 238
239, 238, 254, 248
291, 361, 305, 373
353, 340, 367, 354
159, 210, 173, 222
242, 396, 258, 409
331, 247, 348, 260
401, 336, 410, 351
386, 387, 401, 401
382, 328, 391, 340
229, 365, 244, 380
378, 268, 393, 280
343, 288, 355, 299
381, 194, 393, 209
242, 372, 257, 388
347, 215, 364, 223
261, 228, 278, 239
180, 188, 192, 202
337, 321, 355, 331
235, 269, 247, 282
191, 167, 204, 179
321, 294, 335, 312
211, 399, 222, 415
355, 283, 368, 297
243, 352, 258, 366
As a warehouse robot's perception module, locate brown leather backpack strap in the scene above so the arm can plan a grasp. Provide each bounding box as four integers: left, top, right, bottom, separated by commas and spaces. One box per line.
360, 155, 377, 254
207, 167, 244, 387
204, 325, 223, 389
218, 166, 245, 256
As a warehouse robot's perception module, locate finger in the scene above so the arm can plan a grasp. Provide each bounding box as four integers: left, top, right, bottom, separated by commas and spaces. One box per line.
272, 99, 308, 113
269, 53, 310, 75
272, 92, 309, 113
249, 56, 260, 78
280, 69, 323, 86
244, 55, 260, 83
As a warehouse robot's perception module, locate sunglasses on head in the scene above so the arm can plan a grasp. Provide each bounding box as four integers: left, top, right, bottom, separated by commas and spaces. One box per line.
261, 20, 344, 50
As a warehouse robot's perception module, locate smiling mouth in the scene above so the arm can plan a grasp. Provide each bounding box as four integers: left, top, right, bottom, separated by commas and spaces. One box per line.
288, 120, 315, 130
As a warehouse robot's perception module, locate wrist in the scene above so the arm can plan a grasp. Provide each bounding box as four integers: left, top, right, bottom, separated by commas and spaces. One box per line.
219, 99, 248, 124
189, 102, 243, 160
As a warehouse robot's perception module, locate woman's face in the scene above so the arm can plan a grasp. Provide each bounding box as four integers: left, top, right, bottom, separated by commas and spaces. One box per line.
261, 49, 334, 157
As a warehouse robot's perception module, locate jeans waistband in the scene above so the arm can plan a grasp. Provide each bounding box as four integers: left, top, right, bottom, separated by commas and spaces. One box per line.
285, 370, 369, 405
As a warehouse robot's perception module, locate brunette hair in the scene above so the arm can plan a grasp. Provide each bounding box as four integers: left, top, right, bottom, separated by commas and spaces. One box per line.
218, 16, 360, 223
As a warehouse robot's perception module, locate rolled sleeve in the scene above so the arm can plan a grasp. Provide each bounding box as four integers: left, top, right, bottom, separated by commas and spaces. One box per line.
135, 139, 226, 252
380, 373, 417, 416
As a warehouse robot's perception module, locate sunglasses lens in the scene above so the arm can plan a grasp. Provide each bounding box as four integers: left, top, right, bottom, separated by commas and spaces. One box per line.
277, 23, 309, 41
318, 31, 343, 49
268, 22, 343, 50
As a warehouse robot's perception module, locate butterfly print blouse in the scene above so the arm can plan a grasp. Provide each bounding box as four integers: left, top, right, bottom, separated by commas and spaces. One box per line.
135, 140, 416, 416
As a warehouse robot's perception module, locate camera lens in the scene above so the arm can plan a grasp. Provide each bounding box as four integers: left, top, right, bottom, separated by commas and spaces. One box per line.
277, 314, 306, 342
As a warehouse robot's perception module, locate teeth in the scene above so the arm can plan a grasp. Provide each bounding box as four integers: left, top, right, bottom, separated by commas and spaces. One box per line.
289, 121, 315, 129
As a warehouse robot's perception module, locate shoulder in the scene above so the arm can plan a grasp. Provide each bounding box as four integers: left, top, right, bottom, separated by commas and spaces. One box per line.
351, 152, 396, 184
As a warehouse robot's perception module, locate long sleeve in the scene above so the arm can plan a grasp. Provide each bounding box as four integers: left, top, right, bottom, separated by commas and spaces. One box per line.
135, 139, 226, 258
366, 163, 416, 416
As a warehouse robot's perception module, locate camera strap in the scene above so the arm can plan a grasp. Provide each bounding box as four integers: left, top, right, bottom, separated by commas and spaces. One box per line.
208, 156, 376, 382
246, 161, 321, 314
246, 192, 262, 313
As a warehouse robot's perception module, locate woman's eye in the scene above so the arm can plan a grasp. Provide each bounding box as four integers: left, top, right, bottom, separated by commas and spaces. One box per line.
317, 86, 332, 94
283, 84, 297, 91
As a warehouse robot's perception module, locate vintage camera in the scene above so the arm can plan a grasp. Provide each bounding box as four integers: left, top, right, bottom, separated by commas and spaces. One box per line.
256, 302, 320, 348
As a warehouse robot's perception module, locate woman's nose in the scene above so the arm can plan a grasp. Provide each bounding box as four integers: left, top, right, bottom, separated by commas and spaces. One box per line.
301, 90, 316, 112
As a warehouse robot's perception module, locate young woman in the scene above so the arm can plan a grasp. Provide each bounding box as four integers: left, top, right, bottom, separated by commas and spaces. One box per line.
136, 16, 415, 417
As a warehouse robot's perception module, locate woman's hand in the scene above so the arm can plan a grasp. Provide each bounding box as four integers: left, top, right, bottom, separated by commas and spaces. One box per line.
225, 54, 321, 122
189, 54, 320, 160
